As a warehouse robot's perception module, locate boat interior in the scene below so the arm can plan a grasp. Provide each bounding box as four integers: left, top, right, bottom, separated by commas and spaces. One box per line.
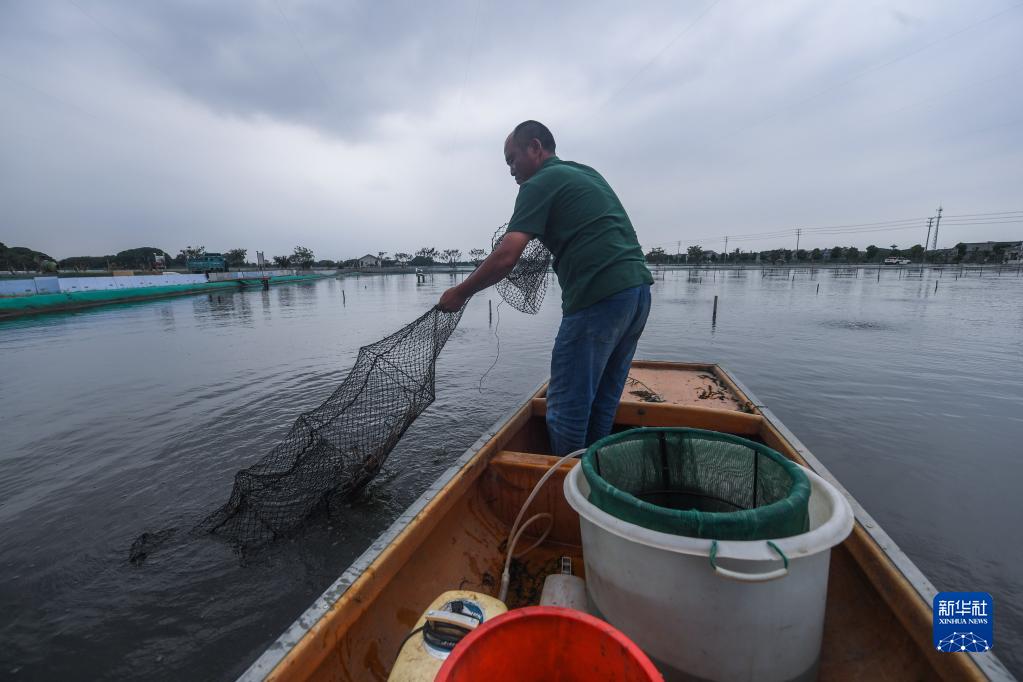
261, 361, 988, 682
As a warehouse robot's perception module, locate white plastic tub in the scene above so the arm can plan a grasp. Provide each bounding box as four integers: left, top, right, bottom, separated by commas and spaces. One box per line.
564, 463, 854, 682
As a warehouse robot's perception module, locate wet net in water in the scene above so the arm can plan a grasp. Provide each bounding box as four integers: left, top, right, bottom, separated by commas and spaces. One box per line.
132, 229, 551, 557
193, 305, 466, 547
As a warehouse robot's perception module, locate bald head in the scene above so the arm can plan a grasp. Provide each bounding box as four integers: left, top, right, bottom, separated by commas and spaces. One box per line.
510, 120, 556, 154
504, 120, 556, 186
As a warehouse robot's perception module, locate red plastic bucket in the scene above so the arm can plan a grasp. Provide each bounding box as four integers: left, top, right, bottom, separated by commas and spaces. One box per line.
435, 606, 662, 681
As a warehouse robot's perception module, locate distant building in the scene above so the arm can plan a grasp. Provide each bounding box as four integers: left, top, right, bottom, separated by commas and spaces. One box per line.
358, 254, 382, 267
961, 241, 1022, 262
928, 248, 956, 261
961, 242, 999, 256
1005, 242, 1023, 263
186, 253, 227, 273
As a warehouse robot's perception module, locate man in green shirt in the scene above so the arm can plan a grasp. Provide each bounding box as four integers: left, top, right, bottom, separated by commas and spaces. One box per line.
438, 120, 653, 455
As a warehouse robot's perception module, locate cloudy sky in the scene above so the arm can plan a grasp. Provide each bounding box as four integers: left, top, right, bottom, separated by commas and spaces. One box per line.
1, 0, 1021, 261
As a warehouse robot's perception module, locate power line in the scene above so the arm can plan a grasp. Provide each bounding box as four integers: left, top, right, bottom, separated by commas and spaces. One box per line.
273, 0, 332, 94
800, 218, 923, 232
800, 224, 931, 236
66, 0, 156, 69
930, 115, 1023, 146
708, 2, 1023, 145
682, 217, 924, 245
0, 69, 105, 123
941, 216, 1023, 222
660, 230, 793, 246
718, 217, 923, 242
941, 219, 1023, 225
601, 0, 723, 109
458, 0, 482, 112
644, 208, 1023, 252
888, 64, 1023, 117
944, 210, 1023, 218
710, 228, 796, 240
716, 217, 924, 241
721, 212, 1023, 239
726, 232, 794, 242
63, 0, 197, 95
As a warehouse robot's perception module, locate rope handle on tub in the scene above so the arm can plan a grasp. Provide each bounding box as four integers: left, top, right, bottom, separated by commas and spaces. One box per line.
709, 539, 790, 583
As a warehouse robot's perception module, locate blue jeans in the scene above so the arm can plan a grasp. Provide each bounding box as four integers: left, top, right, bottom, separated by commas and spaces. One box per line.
546, 285, 652, 456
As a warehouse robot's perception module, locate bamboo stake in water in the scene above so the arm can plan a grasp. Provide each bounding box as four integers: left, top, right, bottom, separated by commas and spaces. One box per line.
712, 295, 718, 323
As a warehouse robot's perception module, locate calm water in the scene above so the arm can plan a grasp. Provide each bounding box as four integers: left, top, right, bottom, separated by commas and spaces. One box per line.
1, 268, 1021, 679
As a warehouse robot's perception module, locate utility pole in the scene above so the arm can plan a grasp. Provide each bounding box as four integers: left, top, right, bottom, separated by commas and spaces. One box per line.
794, 229, 801, 259
932, 205, 942, 250
724, 236, 729, 264
677, 240, 681, 265
925, 218, 933, 257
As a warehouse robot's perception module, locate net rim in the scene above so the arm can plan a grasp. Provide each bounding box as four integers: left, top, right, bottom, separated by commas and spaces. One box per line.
580, 427, 811, 533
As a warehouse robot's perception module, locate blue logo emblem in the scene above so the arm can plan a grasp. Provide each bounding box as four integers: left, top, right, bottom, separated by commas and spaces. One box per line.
933, 592, 993, 652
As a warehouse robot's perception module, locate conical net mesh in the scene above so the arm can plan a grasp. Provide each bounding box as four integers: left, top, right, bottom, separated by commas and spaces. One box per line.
493, 225, 551, 315
131, 229, 550, 558
193, 305, 465, 547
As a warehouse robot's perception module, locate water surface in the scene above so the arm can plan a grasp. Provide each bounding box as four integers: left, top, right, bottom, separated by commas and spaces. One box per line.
1, 268, 1020, 678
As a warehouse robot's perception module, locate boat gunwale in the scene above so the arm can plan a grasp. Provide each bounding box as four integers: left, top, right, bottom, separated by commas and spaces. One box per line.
237, 377, 549, 681
725, 370, 1013, 681
239, 360, 1012, 681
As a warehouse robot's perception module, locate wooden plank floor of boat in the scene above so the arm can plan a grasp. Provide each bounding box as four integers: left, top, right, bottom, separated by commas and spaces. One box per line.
272, 363, 987, 681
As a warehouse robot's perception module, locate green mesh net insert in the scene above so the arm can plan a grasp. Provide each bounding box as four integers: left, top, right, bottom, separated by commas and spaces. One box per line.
582, 428, 810, 540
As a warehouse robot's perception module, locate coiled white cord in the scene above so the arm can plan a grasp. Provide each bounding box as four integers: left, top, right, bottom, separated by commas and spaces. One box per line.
498, 448, 586, 603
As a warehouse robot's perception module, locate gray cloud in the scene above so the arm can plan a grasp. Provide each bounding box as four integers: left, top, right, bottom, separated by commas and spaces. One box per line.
1, 0, 1021, 260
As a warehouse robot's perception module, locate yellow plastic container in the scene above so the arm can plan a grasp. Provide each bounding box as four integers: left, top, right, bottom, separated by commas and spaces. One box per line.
388, 590, 507, 682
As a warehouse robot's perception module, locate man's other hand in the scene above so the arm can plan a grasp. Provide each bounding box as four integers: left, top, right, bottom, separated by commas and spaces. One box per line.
437, 285, 469, 312
434, 231, 529, 312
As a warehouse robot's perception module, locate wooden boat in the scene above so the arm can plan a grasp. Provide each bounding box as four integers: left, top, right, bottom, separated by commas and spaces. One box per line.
239, 361, 1011, 681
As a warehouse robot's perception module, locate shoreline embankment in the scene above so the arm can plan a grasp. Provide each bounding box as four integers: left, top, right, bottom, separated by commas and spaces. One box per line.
0, 273, 326, 320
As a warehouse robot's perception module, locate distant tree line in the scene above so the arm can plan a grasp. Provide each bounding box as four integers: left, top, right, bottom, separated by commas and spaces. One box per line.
0, 244, 327, 272
644, 241, 1017, 265
5, 236, 1014, 276
0, 242, 57, 272
339, 247, 490, 268
1, 241, 492, 274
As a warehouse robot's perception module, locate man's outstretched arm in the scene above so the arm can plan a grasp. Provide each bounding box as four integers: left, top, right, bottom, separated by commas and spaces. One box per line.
436, 231, 533, 312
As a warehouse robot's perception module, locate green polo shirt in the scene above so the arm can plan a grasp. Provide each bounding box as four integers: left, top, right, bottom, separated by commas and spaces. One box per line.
506, 156, 653, 315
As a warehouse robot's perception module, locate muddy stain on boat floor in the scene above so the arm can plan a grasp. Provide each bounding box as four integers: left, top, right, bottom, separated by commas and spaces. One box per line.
1, 272, 1021, 679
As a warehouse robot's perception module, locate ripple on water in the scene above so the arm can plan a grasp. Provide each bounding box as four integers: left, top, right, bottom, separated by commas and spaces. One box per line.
819, 319, 898, 332
2, 274, 1022, 679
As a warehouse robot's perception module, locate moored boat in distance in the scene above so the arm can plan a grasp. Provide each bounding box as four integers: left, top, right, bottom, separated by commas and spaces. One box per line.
240, 361, 1011, 681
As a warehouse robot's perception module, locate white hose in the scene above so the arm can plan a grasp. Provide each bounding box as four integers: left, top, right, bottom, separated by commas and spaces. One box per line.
498, 448, 586, 603
509, 513, 553, 559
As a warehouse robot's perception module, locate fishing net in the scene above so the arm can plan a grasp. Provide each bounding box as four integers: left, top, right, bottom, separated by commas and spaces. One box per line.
130, 229, 551, 557
493, 225, 551, 315
582, 428, 810, 540
193, 305, 466, 547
